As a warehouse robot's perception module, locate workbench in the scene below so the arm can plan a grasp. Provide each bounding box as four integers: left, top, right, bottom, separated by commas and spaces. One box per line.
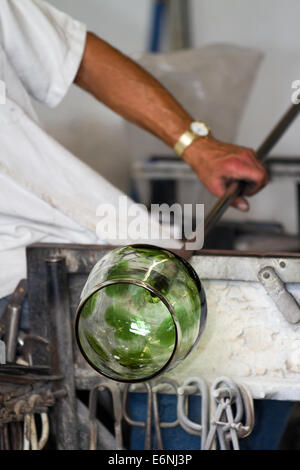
25, 243, 300, 449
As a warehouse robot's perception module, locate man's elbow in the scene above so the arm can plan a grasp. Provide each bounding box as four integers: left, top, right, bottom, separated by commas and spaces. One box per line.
74, 31, 96, 88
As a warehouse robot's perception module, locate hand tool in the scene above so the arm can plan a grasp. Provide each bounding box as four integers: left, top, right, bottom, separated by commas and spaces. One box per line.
123, 379, 179, 450
122, 382, 153, 450
89, 381, 124, 450
152, 378, 179, 450
177, 377, 209, 449
203, 376, 254, 450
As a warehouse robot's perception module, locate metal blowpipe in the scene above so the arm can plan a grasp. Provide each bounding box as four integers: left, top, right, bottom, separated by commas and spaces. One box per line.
176, 102, 300, 261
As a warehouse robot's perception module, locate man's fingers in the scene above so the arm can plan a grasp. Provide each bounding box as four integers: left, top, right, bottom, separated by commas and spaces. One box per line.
222, 156, 268, 196
241, 165, 269, 195
185, 138, 269, 207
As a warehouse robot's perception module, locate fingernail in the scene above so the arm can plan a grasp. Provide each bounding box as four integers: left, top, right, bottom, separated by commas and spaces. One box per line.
238, 201, 249, 211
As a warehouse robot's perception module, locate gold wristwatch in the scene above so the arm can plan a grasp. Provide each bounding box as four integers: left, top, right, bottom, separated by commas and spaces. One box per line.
174, 121, 210, 157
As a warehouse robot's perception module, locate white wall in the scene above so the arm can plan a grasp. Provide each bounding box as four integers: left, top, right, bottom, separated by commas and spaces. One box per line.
190, 0, 300, 154
35, 1, 300, 232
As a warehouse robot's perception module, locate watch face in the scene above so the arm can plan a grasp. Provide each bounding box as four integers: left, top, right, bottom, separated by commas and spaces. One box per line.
190, 121, 210, 137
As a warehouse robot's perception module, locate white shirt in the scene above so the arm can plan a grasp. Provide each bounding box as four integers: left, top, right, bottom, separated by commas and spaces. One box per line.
0, 0, 179, 299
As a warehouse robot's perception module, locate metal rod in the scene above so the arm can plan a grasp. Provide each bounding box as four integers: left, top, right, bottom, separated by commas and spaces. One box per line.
4, 279, 27, 363
5, 306, 21, 363
46, 256, 78, 450
178, 0, 192, 49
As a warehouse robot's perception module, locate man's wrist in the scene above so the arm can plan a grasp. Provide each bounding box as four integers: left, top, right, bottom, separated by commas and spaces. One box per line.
181, 132, 216, 165
174, 129, 198, 157
173, 121, 211, 157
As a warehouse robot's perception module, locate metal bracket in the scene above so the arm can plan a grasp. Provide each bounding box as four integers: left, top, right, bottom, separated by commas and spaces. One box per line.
258, 266, 300, 324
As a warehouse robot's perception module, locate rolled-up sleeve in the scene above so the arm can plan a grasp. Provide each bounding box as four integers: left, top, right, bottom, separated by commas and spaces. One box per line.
0, 0, 87, 107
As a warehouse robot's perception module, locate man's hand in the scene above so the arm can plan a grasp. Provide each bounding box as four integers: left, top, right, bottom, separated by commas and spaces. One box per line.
183, 135, 268, 211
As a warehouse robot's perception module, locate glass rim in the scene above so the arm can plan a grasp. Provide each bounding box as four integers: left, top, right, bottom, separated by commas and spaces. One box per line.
74, 278, 181, 383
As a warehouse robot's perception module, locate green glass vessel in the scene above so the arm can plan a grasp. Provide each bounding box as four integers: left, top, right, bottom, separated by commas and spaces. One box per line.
75, 245, 207, 382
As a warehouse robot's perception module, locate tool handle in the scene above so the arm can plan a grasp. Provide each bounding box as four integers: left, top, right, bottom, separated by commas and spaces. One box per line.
204, 103, 300, 237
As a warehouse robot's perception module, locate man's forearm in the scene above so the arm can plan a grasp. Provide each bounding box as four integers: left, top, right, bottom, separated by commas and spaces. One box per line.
75, 32, 193, 149
75, 32, 268, 211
